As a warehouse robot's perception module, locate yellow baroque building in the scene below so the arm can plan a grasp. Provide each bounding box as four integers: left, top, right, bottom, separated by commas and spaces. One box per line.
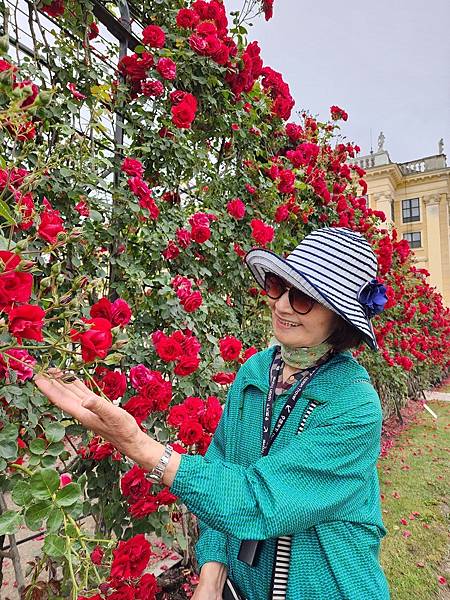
350, 139, 450, 306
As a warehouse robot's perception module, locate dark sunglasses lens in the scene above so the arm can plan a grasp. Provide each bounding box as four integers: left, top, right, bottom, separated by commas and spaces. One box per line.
265, 275, 286, 299
290, 288, 315, 314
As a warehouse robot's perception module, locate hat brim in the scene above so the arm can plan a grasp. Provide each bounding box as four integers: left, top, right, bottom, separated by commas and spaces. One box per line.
245, 247, 378, 351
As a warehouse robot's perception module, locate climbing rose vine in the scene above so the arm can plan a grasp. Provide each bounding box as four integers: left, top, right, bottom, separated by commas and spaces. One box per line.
0, 0, 448, 595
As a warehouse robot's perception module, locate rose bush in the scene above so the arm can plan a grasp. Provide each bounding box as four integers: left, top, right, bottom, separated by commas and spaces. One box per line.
0, 0, 448, 596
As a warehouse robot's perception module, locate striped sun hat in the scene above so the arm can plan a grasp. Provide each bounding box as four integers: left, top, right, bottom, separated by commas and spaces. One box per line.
245, 227, 386, 350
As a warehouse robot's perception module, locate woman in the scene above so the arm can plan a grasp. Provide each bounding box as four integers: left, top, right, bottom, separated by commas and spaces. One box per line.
35, 227, 390, 600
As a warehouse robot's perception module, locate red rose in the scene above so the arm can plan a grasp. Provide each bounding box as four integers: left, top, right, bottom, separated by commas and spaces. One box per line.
178, 419, 204, 446
88, 22, 99, 40
196, 433, 212, 455
40, 0, 64, 17
156, 57, 176, 81
111, 534, 152, 579
112, 298, 132, 327
241, 346, 258, 363
219, 335, 242, 362
139, 372, 172, 411
141, 79, 164, 97
173, 355, 200, 377
285, 122, 303, 141
142, 25, 166, 48
212, 371, 236, 385
93, 367, 127, 400
70, 318, 113, 363
90, 297, 113, 321
250, 218, 274, 247
90, 545, 104, 565
154, 334, 183, 362
171, 93, 197, 128
162, 240, 180, 260
226, 198, 246, 219
190, 225, 210, 243
176, 8, 200, 29
330, 105, 348, 121
121, 465, 151, 502
175, 227, 191, 248
181, 291, 202, 313
155, 488, 177, 506
181, 331, 201, 357
183, 396, 205, 418
189, 34, 208, 55
108, 584, 136, 600
75, 200, 89, 216
8, 304, 45, 342
139, 195, 159, 220
123, 394, 153, 425
275, 204, 290, 223
263, 0, 274, 20
201, 396, 223, 433
167, 404, 188, 428
15, 192, 35, 230
277, 169, 295, 194
0, 250, 33, 312
129, 364, 153, 391
136, 573, 159, 600
0, 348, 36, 382
118, 52, 154, 82
128, 495, 159, 518
13, 80, 39, 108
121, 157, 144, 177
38, 198, 65, 244
128, 176, 152, 200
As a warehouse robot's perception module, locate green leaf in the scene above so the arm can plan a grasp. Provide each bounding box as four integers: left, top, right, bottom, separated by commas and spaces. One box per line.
29, 468, 60, 500
0, 423, 18, 460
45, 441, 65, 457
46, 507, 63, 533
0, 199, 16, 225
43, 533, 66, 557
11, 480, 32, 506
55, 483, 81, 507
29, 438, 47, 455
0, 510, 23, 536
45, 422, 65, 443
0, 458, 6, 471
41, 455, 57, 468
24, 500, 52, 530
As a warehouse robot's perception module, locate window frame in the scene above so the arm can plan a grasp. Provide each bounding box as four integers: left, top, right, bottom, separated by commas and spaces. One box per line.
402, 197, 420, 223
403, 231, 422, 249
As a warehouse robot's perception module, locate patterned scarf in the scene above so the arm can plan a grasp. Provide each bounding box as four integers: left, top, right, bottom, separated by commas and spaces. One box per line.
271, 337, 333, 369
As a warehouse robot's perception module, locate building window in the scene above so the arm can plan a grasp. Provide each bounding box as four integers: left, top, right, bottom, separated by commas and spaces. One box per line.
402, 198, 420, 223
403, 231, 422, 249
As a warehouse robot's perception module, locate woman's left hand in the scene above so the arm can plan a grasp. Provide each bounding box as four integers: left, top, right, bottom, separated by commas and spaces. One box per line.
34, 369, 146, 462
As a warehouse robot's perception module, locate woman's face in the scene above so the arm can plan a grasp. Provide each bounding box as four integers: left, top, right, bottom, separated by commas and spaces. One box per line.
266, 279, 338, 348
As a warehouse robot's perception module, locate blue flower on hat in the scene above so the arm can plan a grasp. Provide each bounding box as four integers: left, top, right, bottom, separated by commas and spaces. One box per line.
357, 279, 388, 318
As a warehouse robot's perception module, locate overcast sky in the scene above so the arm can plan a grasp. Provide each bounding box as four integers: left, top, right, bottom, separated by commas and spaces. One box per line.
226, 0, 450, 163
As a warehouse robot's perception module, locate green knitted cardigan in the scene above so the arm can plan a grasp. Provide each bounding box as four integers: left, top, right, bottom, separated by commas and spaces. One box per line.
170, 347, 390, 600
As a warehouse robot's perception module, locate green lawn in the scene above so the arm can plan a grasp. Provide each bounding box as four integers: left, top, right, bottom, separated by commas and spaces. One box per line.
379, 401, 450, 599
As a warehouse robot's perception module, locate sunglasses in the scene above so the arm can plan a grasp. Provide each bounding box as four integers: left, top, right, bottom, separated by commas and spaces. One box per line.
264, 273, 316, 315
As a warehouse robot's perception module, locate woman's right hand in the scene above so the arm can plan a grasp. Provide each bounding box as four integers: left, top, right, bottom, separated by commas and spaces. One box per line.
192, 562, 227, 600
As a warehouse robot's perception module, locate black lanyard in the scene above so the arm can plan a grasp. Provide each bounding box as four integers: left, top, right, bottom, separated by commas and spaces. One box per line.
261, 354, 322, 456
238, 350, 327, 569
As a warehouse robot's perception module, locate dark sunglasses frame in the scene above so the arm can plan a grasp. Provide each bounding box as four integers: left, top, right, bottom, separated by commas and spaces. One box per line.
264, 273, 316, 315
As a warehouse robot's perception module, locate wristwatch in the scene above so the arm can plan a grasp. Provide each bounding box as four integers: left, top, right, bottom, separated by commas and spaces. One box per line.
146, 444, 173, 484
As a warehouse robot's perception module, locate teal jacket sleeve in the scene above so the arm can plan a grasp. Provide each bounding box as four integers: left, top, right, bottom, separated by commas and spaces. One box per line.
171, 381, 382, 540
194, 387, 230, 568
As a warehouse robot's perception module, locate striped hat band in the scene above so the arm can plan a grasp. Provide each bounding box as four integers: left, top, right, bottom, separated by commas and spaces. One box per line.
245, 227, 381, 350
